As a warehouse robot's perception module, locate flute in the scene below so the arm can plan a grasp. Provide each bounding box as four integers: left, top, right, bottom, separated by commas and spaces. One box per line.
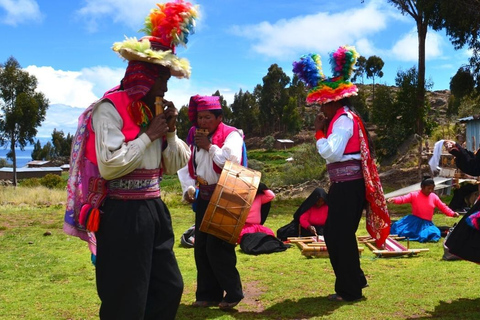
155, 96, 164, 116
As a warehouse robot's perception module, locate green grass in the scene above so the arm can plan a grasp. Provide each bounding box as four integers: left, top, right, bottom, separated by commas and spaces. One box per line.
0, 183, 478, 320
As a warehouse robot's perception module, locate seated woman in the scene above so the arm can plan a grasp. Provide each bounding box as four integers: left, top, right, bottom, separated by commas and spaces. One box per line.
276, 187, 328, 240
298, 189, 328, 237
388, 177, 459, 242
237, 183, 276, 243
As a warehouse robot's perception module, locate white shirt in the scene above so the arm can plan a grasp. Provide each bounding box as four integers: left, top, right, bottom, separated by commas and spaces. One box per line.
316, 106, 361, 164
91, 101, 190, 180
178, 129, 243, 195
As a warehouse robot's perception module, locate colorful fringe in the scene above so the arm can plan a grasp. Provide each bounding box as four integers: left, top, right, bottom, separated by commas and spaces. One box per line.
128, 100, 154, 127
141, 0, 198, 48
292, 45, 359, 105
466, 211, 480, 230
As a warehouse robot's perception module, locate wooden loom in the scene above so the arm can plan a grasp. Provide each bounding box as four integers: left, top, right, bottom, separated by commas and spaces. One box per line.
357, 235, 429, 257
287, 236, 364, 258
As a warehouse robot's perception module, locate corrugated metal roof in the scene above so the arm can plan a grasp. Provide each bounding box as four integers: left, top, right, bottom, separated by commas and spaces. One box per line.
0, 167, 62, 173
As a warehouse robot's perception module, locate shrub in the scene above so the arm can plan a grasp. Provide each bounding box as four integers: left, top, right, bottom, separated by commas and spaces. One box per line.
19, 178, 41, 188
279, 143, 325, 185
40, 174, 65, 189
263, 136, 275, 151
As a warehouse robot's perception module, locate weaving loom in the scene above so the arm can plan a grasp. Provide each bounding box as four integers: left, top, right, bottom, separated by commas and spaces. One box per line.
357, 235, 429, 257
287, 236, 364, 258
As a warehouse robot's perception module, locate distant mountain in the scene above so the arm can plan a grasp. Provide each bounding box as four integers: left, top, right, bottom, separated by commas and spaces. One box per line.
37, 103, 85, 138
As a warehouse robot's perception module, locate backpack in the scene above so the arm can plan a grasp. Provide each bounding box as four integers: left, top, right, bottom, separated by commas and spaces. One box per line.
180, 225, 195, 248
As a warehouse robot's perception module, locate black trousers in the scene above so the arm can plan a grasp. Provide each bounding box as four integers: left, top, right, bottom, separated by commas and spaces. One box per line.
96, 198, 183, 320
194, 197, 244, 303
324, 179, 367, 301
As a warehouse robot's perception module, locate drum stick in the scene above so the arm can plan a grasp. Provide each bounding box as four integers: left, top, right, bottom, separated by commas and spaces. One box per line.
155, 96, 163, 116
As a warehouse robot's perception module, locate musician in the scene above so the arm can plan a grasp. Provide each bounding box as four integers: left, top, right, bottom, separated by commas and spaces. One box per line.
178, 95, 245, 310
293, 46, 390, 302
63, 2, 196, 319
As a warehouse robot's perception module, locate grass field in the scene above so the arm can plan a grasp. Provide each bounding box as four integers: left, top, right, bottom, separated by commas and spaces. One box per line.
0, 180, 479, 320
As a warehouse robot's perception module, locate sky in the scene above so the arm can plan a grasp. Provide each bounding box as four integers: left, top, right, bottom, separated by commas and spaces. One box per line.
0, 0, 471, 138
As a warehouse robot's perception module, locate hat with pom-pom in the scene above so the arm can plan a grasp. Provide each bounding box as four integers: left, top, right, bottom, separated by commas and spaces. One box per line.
292, 45, 359, 105
112, 0, 199, 79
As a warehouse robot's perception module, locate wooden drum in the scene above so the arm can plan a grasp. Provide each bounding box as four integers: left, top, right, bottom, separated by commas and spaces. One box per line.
199, 160, 261, 244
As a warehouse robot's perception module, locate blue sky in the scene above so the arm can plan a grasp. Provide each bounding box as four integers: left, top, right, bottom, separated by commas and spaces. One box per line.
0, 0, 470, 137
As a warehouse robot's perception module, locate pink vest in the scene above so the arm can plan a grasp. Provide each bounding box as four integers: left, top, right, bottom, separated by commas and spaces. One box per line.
188, 122, 241, 179
85, 91, 141, 165
326, 107, 360, 155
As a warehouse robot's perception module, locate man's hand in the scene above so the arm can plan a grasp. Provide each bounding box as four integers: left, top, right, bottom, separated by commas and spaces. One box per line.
195, 131, 211, 151
444, 140, 457, 152
314, 113, 328, 132
146, 114, 169, 141
163, 100, 178, 132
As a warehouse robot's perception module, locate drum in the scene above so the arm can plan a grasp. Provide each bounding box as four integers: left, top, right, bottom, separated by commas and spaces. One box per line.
199, 160, 261, 244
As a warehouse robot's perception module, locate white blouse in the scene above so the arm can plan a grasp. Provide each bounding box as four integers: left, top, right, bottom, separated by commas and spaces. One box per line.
178, 129, 243, 195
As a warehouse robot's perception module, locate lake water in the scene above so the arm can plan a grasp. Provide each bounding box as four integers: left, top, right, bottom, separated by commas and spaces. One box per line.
0, 137, 51, 168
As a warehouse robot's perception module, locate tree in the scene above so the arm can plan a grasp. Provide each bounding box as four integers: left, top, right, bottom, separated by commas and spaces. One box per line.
0, 56, 49, 186
376, 0, 480, 135
352, 56, 367, 84
51, 129, 73, 157
428, 0, 480, 86
231, 89, 260, 136
258, 64, 290, 134
450, 67, 475, 99
448, 67, 476, 115
365, 55, 384, 101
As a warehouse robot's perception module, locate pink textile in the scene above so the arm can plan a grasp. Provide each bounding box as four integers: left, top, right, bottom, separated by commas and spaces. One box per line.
245, 190, 275, 224
299, 205, 328, 229
392, 191, 456, 221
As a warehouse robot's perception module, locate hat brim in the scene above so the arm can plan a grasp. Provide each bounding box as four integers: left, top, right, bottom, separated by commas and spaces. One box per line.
306, 83, 358, 105
117, 48, 190, 79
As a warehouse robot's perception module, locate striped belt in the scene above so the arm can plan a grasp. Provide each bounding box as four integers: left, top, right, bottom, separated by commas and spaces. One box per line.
327, 159, 363, 183
107, 168, 161, 200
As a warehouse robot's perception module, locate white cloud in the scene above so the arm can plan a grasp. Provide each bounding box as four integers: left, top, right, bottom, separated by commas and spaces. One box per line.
25, 66, 100, 108
76, 0, 166, 32
390, 28, 445, 62
22, 64, 234, 136
230, 1, 391, 60
0, 0, 42, 26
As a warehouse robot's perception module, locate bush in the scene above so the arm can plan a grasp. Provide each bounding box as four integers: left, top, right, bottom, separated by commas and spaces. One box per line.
279, 143, 326, 185
19, 178, 41, 188
263, 136, 275, 151
40, 174, 65, 189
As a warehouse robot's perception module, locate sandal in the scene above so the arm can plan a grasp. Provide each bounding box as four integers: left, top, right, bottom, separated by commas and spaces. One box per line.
192, 301, 220, 308
218, 300, 240, 310
327, 294, 344, 302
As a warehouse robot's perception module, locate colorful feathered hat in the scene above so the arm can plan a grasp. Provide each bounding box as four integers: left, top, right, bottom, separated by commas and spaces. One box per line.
292, 45, 359, 105
112, 0, 199, 79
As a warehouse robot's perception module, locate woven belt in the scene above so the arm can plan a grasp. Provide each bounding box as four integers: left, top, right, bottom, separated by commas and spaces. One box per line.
107, 168, 161, 200
327, 159, 363, 183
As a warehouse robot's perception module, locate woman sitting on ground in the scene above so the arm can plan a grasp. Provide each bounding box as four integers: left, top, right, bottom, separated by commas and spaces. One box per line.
237, 183, 276, 243
387, 177, 459, 242
298, 188, 328, 237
